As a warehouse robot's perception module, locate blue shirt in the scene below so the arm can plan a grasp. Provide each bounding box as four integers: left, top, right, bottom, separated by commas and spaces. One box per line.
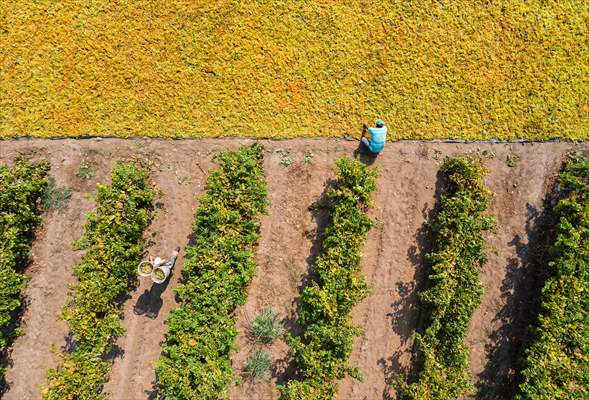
367, 126, 387, 153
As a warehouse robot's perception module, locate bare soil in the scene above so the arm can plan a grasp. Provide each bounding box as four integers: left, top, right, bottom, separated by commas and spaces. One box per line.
0, 139, 585, 400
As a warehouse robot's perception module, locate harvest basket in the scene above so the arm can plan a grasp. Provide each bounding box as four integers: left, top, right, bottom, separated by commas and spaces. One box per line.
137, 260, 154, 277
151, 264, 171, 284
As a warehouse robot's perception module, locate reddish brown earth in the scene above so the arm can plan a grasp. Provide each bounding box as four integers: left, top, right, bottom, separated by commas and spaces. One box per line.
0, 139, 586, 400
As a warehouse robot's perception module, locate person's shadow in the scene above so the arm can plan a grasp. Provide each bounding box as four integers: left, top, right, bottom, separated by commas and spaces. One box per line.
133, 270, 172, 320
353, 124, 378, 166
354, 143, 378, 166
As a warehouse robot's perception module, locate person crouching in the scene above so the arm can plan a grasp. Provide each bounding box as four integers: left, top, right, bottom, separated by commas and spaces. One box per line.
361, 119, 387, 154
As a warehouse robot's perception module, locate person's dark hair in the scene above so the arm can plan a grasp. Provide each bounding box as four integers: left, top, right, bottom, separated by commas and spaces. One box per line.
375, 119, 385, 128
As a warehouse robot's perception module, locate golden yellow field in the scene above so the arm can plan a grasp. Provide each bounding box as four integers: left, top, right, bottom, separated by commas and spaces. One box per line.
1, 1, 587, 139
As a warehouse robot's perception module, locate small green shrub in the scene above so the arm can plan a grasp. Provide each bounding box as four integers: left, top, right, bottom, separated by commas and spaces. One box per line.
277, 149, 292, 167
245, 349, 272, 381
249, 308, 283, 345
42, 177, 72, 211
507, 154, 519, 168
516, 154, 589, 400
76, 160, 96, 179
400, 155, 495, 400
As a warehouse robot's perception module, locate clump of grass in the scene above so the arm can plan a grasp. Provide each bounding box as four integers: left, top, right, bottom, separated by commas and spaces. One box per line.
288, 270, 300, 289
76, 160, 96, 179
42, 177, 72, 211
244, 349, 272, 381
176, 175, 194, 186
506, 154, 519, 168
249, 307, 283, 345
303, 151, 313, 164
276, 149, 292, 167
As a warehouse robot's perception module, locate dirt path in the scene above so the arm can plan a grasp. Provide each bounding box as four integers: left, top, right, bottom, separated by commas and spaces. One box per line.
466, 144, 567, 400
0, 139, 587, 400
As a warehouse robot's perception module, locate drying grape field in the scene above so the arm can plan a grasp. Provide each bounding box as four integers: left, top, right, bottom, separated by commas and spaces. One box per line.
0, 138, 587, 400
2, 2, 588, 140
